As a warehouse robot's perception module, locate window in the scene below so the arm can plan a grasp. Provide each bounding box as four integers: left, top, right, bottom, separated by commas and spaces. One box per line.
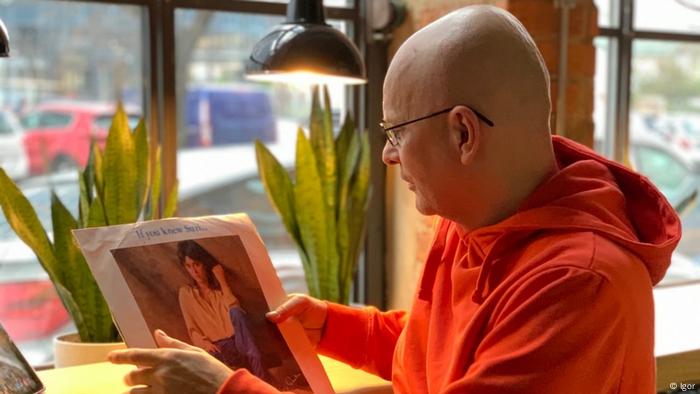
0, 0, 365, 367
595, 0, 700, 286
35, 112, 73, 128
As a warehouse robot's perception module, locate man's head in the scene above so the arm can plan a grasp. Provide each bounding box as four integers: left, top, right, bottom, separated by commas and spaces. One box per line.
382, 5, 557, 230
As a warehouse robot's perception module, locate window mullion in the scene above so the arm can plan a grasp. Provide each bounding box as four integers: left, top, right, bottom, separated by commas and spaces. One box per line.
612, 0, 634, 164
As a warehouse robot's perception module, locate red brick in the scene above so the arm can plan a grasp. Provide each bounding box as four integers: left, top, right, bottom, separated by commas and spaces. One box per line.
570, 3, 599, 38
535, 39, 560, 74
565, 79, 594, 117
568, 41, 596, 77
509, 0, 560, 38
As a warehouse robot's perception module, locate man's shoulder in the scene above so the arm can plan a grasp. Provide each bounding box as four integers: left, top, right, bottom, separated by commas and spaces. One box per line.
509, 231, 651, 296
519, 230, 639, 269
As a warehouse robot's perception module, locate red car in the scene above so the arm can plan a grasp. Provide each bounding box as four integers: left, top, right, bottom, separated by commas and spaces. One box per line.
21, 101, 141, 174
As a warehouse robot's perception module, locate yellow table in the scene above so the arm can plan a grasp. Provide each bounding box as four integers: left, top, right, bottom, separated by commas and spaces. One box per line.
37, 356, 392, 394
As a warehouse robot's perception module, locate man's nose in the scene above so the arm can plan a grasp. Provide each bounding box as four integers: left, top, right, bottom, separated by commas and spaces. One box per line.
382, 141, 400, 166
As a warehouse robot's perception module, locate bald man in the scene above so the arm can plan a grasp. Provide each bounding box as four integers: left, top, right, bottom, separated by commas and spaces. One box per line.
110, 5, 680, 393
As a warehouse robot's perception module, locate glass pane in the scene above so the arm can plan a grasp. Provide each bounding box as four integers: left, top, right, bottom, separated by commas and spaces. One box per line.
635, 0, 700, 34
593, 37, 617, 158
175, 10, 354, 296
0, 1, 146, 365
631, 40, 700, 286
595, 0, 619, 28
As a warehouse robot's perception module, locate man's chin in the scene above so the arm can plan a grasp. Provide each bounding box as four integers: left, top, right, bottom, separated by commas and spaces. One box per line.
414, 198, 437, 216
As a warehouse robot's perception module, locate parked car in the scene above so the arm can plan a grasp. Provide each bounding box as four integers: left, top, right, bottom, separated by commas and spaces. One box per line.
0, 109, 29, 180
20, 101, 141, 174
666, 115, 700, 171
627, 132, 700, 212
184, 86, 277, 147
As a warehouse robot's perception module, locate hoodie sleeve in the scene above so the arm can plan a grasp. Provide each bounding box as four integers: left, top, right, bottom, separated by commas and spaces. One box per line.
317, 302, 408, 379
217, 369, 289, 394
447, 267, 627, 394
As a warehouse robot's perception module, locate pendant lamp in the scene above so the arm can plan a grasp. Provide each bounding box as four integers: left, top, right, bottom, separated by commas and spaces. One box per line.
246, 0, 366, 85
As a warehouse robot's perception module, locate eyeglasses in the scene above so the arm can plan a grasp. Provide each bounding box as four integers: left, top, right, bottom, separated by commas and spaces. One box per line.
380, 105, 495, 146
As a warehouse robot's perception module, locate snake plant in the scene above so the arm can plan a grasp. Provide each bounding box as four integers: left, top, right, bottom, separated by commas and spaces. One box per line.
256, 86, 370, 304
0, 104, 178, 343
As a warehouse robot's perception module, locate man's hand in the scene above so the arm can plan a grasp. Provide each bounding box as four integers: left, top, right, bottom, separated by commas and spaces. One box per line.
266, 294, 327, 347
109, 329, 233, 394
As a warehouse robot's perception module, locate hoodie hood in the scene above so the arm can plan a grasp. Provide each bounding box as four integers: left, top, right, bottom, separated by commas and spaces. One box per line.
424, 135, 681, 304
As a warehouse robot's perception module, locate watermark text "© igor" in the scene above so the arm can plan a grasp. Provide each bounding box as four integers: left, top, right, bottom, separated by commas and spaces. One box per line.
669, 382, 696, 391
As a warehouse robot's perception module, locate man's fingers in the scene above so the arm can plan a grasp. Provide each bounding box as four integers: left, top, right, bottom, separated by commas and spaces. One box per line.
125, 367, 154, 386
153, 329, 198, 351
266, 294, 310, 323
109, 348, 167, 367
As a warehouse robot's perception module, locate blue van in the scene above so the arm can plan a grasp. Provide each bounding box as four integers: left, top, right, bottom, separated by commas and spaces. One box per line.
185, 86, 277, 147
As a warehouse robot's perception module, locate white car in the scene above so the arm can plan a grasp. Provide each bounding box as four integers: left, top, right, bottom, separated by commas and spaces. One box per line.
0, 110, 29, 180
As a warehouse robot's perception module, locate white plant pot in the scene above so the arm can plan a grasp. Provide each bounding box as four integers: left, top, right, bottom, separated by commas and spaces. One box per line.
53, 332, 126, 368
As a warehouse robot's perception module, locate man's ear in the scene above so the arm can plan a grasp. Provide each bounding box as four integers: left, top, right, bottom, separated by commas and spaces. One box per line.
449, 106, 480, 165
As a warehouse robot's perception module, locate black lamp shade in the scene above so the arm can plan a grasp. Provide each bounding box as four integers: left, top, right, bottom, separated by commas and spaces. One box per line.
246, 0, 366, 85
0, 19, 9, 57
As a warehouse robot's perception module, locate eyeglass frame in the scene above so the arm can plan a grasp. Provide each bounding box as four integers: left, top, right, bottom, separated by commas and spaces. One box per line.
380, 105, 495, 146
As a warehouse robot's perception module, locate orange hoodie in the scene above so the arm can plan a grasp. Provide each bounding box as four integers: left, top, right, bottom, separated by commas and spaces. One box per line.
218, 136, 680, 393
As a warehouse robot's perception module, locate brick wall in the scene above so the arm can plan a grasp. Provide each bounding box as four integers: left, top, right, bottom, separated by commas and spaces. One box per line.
385, 0, 598, 309
508, 0, 598, 146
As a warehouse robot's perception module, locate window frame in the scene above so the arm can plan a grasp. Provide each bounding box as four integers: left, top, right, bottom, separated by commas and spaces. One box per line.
598, 0, 700, 163
599, 0, 700, 289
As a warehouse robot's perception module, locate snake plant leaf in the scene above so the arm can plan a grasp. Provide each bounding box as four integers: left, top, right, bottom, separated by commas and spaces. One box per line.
84, 143, 96, 203
336, 124, 361, 303
50, 192, 80, 296
342, 132, 371, 297
309, 85, 326, 159
255, 140, 303, 250
0, 169, 60, 281
90, 271, 116, 342
51, 193, 104, 340
312, 87, 339, 301
147, 147, 162, 219
133, 118, 149, 212
103, 104, 138, 225
78, 144, 98, 227
87, 194, 107, 228
163, 181, 179, 218
54, 283, 90, 341
309, 87, 337, 211
92, 144, 105, 203
322, 85, 333, 136
78, 169, 91, 228
335, 113, 355, 193
294, 128, 329, 299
